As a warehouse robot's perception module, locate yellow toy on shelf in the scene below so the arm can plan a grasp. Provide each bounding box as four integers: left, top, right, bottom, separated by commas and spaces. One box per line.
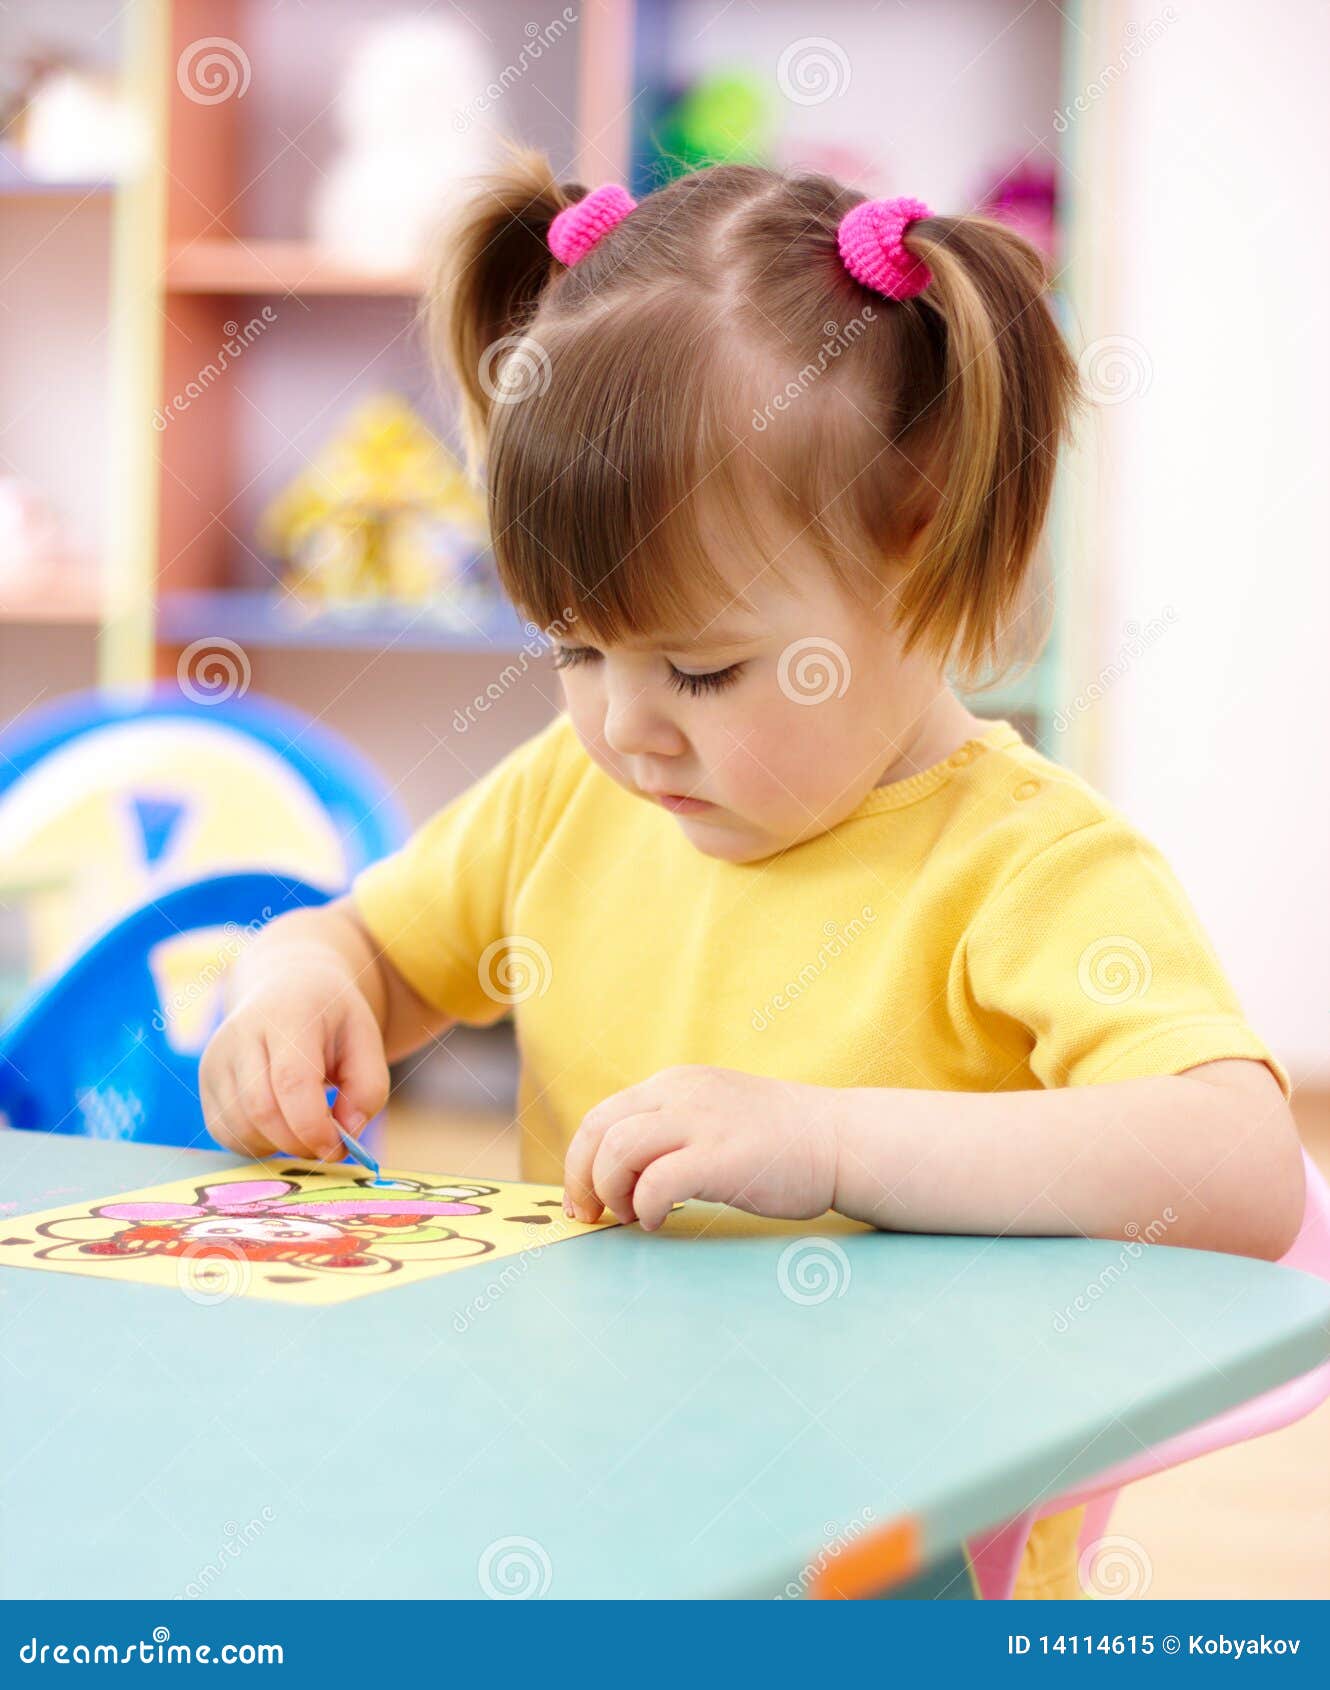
257, 394, 489, 612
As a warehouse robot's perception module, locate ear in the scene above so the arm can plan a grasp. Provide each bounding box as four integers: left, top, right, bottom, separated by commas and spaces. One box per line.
871, 513, 931, 606
902, 492, 941, 555
894, 444, 946, 555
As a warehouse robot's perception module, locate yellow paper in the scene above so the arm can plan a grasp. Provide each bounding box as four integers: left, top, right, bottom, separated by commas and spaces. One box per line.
0, 1161, 617, 1305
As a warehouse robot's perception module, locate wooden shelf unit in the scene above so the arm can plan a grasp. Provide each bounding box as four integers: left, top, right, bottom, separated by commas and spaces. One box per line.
157, 587, 532, 651
0, 585, 103, 626
106, 0, 634, 687
83, 0, 1102, 766
164, 237, 421, 297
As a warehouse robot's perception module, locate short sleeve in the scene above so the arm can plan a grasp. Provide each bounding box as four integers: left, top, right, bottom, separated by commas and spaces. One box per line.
963, 818, 1291, 1098
351, 713, 575, 1026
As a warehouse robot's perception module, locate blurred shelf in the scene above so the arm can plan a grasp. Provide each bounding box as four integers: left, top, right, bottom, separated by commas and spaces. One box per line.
164, 239, 422, 297
0, 583, 103, 625
157, 589, 537, 652
0, 147, 115, 198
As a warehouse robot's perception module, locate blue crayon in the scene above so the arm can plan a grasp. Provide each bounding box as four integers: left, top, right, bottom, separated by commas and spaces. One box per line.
337, 1124, 390, 1186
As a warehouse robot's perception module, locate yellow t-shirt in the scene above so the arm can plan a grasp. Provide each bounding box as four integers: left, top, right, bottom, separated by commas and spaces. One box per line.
352, 709, 1287, 1600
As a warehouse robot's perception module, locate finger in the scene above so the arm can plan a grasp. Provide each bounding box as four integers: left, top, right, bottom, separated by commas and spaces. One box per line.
205, 1059, 281, 1161
198, 1055, 249, 1156
234, 1043, 323, 1161
262, 1030, 341, 1161
591, 1113, 686, 1225
565, 1085, 663, 1220
576, 1074, 663, 1141
632, 1148, 707, 1233
205, 1109, 263, 1160
328, 998, 391, 1135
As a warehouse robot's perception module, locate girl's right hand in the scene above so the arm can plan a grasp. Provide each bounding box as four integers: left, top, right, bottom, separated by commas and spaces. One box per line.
199, 956, 391, 1163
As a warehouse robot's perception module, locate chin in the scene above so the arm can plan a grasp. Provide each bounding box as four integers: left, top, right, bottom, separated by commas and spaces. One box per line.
675, 816, 780, 865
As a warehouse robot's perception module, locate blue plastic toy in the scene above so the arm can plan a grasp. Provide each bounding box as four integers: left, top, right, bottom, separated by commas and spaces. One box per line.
0, 871, 335, 1150
0, 684, 406, 873
0, 685, 407, 1006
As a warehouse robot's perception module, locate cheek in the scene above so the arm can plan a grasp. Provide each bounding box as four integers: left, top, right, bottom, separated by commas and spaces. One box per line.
562, 684, 618, 778
724, 698, 869, 808
713, 708, 818, 804
559, 676, 601, 743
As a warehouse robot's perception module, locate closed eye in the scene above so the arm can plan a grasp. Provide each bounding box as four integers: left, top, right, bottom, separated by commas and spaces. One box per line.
550, 645, 599, 670
551, 646, 745, 697
666, 663, 744, 697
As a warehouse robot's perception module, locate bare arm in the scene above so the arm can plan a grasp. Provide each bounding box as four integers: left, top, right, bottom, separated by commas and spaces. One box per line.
831, 1058, 1305, 1261
227, 895, 453, 1062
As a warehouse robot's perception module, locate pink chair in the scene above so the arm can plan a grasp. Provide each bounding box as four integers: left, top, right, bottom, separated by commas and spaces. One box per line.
966, 1148, 1330, 1599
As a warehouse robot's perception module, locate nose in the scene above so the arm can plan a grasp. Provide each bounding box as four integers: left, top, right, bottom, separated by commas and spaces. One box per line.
602, 674, 686, 759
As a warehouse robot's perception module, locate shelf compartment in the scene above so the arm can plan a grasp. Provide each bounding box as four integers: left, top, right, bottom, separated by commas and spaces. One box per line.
164, 239, 422, 297
157, 588, 539, 652
0, 582, 103, 625
0, 146, 116, 198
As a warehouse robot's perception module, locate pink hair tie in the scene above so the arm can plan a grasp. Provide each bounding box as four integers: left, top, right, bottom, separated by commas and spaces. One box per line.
548, 183, 637, 266
837, 195, 933, 301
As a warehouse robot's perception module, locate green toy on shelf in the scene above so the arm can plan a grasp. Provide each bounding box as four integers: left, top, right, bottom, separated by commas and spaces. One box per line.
651, 72, 772, 180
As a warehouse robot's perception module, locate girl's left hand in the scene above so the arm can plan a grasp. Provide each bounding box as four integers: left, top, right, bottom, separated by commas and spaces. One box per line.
562, 1065, 841, 1231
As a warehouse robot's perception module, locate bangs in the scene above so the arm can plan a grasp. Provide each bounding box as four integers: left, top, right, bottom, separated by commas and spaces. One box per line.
483, 295, 881, 645
441, 159, 1078, 686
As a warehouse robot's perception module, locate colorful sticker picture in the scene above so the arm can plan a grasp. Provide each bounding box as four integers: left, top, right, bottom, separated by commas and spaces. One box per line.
0, 1161, 617, 1305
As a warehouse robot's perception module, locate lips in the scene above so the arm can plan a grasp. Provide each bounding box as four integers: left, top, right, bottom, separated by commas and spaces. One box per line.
649, 791, 713, 814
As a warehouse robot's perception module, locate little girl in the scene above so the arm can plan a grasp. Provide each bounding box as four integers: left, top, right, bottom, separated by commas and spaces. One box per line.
204, 150, 1304, 1598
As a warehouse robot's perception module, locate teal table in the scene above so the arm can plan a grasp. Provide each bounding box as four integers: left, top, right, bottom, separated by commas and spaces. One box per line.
3, 1132, 1328, 1600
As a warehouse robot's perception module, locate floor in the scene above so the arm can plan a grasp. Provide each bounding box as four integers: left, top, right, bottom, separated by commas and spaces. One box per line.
381, 1086, 1330, 1600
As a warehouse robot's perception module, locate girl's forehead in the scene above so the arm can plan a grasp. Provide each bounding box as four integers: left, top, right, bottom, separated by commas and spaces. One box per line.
559, 608, 762, 652
616, 614, 765, 651
557, 562, 845, 651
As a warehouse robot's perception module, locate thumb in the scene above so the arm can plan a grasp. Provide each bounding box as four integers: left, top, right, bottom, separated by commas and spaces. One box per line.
328, 997, 391, 1134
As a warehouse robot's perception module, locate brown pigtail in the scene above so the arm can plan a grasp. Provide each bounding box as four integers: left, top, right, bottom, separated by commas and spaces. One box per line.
419, 161, 1082, 677
895, 215, 1083, 680
421, 142, 582, 476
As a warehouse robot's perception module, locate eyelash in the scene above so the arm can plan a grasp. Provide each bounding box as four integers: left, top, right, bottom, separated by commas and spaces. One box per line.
667, 664, 744, 697
552, 647, 745, 697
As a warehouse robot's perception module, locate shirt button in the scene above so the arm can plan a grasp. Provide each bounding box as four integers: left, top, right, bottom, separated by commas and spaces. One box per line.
1013, 779, 1041, 801
950, 745, 975, 767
